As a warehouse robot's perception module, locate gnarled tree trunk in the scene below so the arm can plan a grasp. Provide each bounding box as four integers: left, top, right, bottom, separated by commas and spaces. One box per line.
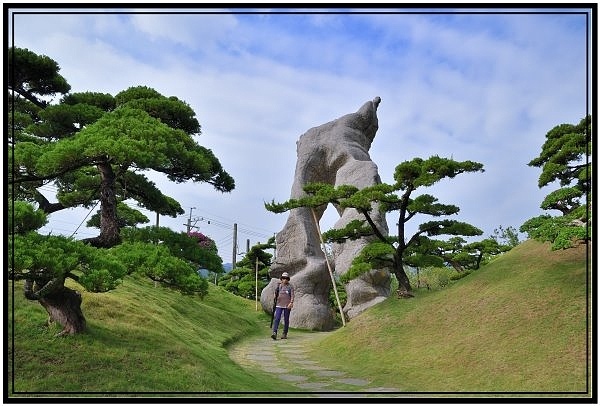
38, 286, 86, 335
86, 161, 121, 248
394, 254, 414, 298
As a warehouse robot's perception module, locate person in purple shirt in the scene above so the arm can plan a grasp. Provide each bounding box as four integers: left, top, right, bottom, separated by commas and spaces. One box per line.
271, 272, 294, 340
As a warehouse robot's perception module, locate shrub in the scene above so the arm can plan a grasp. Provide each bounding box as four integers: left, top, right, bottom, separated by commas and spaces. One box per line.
409, 267, 461, 290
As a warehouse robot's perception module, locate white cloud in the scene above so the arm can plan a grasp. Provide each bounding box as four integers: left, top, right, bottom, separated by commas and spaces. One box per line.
129, 13, 239, 50
11, 7, 590, 259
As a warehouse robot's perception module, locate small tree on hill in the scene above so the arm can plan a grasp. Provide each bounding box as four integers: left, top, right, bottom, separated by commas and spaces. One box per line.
520, 116, 591, 249
219, 239, 274, 299
9, 201, 125, 335
463, 238, 510, 269
491, 225, 521, 249
266, 156, 485, 297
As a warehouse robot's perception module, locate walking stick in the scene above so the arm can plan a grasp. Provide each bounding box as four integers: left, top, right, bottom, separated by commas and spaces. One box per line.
311, 207, 346, 327
269, 285, 279, 328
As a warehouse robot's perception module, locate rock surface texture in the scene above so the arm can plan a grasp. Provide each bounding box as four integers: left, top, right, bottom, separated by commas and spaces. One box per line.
261, 97, 390, 330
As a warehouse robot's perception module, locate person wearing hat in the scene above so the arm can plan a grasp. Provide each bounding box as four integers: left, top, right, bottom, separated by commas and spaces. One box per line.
271, 272, 294, 340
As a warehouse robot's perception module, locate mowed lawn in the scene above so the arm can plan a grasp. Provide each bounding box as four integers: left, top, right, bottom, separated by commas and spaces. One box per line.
7, 274, 296, 395
310, 239, 590, 394
7, 239, 590, 398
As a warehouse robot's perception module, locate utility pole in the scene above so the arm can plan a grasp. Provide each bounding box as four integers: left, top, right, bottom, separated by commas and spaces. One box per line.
186, 207, 196, 234
255, 256, 259, 311
246, 238, 250, 254
232, 223, 237, 269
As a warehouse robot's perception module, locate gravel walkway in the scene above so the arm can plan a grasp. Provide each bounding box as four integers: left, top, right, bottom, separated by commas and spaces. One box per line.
228, 329, 401, 396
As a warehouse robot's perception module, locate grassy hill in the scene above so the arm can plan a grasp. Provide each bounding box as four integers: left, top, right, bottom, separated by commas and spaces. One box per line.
310, 239, 590, 394
7, 274, 297, 395
7, 239, 590, 397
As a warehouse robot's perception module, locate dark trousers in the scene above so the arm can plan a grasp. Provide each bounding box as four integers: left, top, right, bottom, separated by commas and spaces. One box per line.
272, 307, 291, 334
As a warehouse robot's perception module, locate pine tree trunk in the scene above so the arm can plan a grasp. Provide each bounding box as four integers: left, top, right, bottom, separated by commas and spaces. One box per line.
39, 286, 86, 335
95, 161, 121, 248
394, 256, 414, 298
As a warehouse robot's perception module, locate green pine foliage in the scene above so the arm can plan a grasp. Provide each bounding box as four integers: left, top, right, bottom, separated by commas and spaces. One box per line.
341, 241, 395, 283
8, 47, 71, 109
265, 155, 486, 295
109, 242, 208, 298
521, 116, 591, 250
8, 200, 48, 234
10, 232, 127, 295
218, 240, 274, 300
9, 47, 234, 248
121, 226, 223, 276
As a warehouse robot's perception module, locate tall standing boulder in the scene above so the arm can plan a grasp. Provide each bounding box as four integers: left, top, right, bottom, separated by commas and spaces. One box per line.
262, 97, 390, 330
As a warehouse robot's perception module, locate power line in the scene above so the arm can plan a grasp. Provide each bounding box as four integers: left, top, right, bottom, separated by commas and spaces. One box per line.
40, 226, 96, 237
182, 213, 272, 240
33, 185, 275, 251
36, 182, 274, 238
185, 208, 274, 236
70, 202, 99, 237
216, 237, 233, 247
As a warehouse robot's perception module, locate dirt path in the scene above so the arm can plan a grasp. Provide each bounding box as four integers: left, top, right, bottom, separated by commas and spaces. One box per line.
228, 329, 401, 396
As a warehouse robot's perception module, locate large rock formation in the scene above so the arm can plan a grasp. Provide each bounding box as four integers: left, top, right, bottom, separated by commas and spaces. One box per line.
261, 97, 390, 330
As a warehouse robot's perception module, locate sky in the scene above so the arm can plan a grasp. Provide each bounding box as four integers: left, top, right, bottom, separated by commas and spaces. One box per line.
8, 5, 592, 265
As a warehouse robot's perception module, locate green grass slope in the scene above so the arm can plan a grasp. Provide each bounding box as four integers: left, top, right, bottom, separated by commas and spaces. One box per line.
7, 239, 591, 397
310, 239, 590, 394
8, 274, 296, 395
